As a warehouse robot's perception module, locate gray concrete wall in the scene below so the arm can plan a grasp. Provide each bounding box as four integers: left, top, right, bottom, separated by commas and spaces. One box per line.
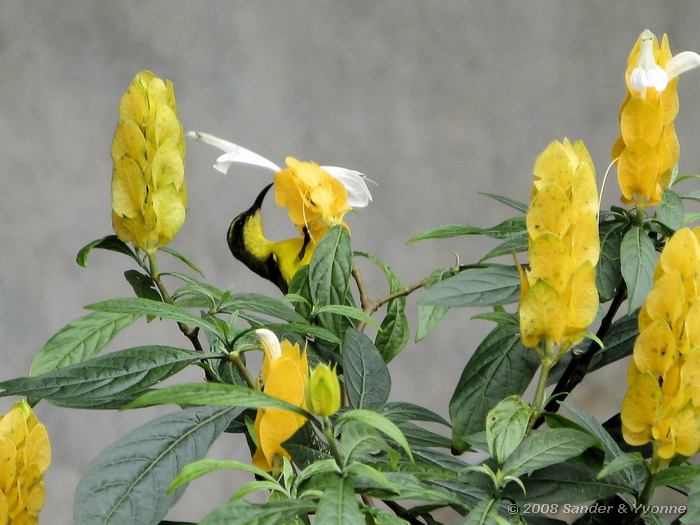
2, 1, 700, 523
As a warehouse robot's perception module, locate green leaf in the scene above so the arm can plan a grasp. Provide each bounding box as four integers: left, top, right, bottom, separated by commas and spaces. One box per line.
679, 189, 700, 202
251, 322, 341, 345
685, 212, 700, 226
461, 498, 502, 525
313, 304, 378, 328
288, 266, 313, 319
340, 421, 390, 464
315, 475, 366, 525
409, 217, 525, 243
682, 482, 700, 524
74, 405, 241, 525
656, 189, 684, 231
620, 226, 657, 314
2, 346, 206, 408
159, 245, 205, 277
486, 395, 534, 465
337, 409, 413, 461
416, 269, 451, 341
125, 382, 309, 417
587, 311, 639, 374
419, 265, 520, 308
347, 462, 397, 492
294, 459, 341, 489
596, 220, 627, 302
221, 293, 306, 323
230, 480, 286, 501
596, 454, 644, 481
168, 459, 276, 494
76, 234, 140, 267
29, 311, 140, 376
342, 329, 391, 409
561, 401, 646, 492
379, 402, 450, 427
309, 226, 353, 333
480, 192, 529, 213
450, 325, 540, 453
654, 465, 700, 487
86, 297, 224, 339
375, 293, 409, 362
479, 235, 529, 262
504, 461, 625, 505
124, 270, 162, 302
397, 422, 452, 449
503, 428, 598, 478
471, 310, 519, 328
199, 500, 314, 525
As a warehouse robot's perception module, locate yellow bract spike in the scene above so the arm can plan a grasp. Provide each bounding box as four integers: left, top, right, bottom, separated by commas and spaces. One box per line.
618, 138, 659, 204
633, 320, 678, 376
621, 97, 663, 145
519, 280, 567, 349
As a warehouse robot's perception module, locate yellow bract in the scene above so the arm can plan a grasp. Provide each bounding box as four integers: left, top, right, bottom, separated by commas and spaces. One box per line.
613, 31, 692, 206
519, 139, 600, 355
621, 227, 700, 460
111, 70, 187, 253
0, 401, 51, 525
274, 157, 351, 241
252, 330, 309, 473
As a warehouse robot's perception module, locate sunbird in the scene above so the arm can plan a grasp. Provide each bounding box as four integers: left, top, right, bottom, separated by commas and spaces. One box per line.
227, 183, 312, 292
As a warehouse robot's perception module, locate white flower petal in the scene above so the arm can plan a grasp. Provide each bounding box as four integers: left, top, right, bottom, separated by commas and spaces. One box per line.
187, 130, 280, 174
647, 65, 669, 91
255, 329, 282, 361
321, 166, 373, 207
630, 68, 647, 92
666, 51, 700, 80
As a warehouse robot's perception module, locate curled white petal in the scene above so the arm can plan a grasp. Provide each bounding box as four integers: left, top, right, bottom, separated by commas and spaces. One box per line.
321, 166, 373, 207
666, 50, 700, 80
255, 329, 282, 361
630, 64, 668, 92
186, 130, 280, 174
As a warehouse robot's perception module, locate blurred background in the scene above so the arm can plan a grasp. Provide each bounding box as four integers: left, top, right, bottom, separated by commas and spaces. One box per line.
2, 1, 700, 523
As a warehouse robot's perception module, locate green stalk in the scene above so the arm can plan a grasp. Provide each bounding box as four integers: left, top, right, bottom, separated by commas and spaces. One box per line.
322, 416, 344, 469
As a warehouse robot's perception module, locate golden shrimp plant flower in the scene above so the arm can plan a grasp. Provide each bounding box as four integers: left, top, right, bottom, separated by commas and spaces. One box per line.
111, 70, 187, 253
187, 131, 371, 240
252, 329, 309, 472
518, 139, 600, 359
0, 401, 51, 525
612, 30, 700, 206
621, 227, 700, 460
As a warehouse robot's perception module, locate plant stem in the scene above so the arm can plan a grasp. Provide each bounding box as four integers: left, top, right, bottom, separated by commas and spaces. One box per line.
321, 417, 344, 468
229, 351, 256, 389
368, 277, 429, 315
531, 360, 552, 426
147, 250, 216, 381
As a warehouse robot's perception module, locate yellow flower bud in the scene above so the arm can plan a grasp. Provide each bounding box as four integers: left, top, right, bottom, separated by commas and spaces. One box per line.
0, 401, 51, 524
613, 31, 700, 206
111, 70, 187, 253
621, 228, 700, 461
518, 139, 600, 354
307, 364, 341, 417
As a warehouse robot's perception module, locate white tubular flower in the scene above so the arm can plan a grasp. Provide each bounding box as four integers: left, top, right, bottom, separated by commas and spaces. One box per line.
255, 328, 282, 361
630, 29, 700, 93
187, 130, 372, 208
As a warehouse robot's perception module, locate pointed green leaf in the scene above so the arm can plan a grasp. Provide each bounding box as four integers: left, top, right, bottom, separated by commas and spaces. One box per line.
479, 192, 529, 213
315, 475, 365, 525
450, 325, 539, 453
168, 459, 276, 494
337, 409, 413, 461
419, 266, 520, 308
620, 226, 656, 314
656, 189, 684, 231
199, 499, 314, 525
76, 234, 140, 267
486, 395, 533, 465
343, 329, 391, 409
159, 246, 205, 277
30, 311, 140, 376
125, 382, 310, 417
503, 429, 597, 478
3, 346, 206, 408
74, 406, 241, 525
596, 220, 627, 302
